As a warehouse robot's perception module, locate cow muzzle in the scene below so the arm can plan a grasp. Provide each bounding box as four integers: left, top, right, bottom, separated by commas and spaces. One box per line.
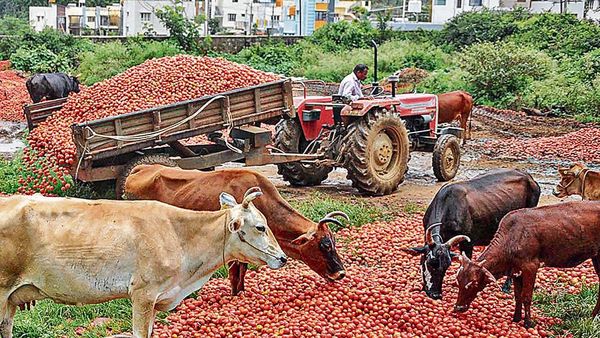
453, 304, 469, 313
327, 270, 346, 281
267, 254, 288, 269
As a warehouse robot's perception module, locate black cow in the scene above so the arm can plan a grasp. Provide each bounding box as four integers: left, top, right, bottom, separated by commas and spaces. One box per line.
404, 169, 541, 300
25, 73, 80, 103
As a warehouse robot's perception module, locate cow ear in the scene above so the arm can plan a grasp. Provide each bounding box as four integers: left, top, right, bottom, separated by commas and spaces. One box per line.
401, 246, 427, 256
219, 192, 238, 209
291, 231, 316, 246
450, 252, 460, 262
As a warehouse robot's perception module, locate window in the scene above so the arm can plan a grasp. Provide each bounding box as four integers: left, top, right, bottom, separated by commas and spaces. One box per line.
88, 16, 95, 23
241, 13, 245, 17
271, 15, 280, 21
233, 0, 238, 2
37, 16, 44, 22
315, 11, 327, 20
141, 12, 151, 22
469, 0, 482, 5
434, 0, 446, 4
228, 13, 236, 21
456, 0, 462, 7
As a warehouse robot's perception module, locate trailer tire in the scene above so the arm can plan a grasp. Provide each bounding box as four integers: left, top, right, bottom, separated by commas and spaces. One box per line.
345, 110, 409, 196
432, 134, 461, 182
274, 119, 331, 186
115, 153, 178, 200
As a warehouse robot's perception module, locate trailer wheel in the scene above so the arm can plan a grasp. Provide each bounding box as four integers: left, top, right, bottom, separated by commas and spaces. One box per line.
345, 110, 409, 196
274, 119, 332, 186
432, 134, 461, 182
115, 153, 177, 200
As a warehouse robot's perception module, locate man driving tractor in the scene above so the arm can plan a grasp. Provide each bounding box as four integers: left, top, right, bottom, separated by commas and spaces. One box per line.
338, 64, 373, 101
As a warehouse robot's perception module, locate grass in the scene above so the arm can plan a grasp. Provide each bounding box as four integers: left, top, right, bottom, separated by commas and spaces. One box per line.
13, 299, 133, 338
535, 284, 600, 337
289, 192, 392, 232
0, 154, 23, 194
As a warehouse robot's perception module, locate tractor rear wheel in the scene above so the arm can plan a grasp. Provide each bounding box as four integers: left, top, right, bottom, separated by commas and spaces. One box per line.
432, 134, 461, 182
344, 110, 409, 196
115, 153, 177, 199
274, 118, 332, 186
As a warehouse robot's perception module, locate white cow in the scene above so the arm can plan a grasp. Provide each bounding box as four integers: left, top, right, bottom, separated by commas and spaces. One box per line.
0, 188, 286, 338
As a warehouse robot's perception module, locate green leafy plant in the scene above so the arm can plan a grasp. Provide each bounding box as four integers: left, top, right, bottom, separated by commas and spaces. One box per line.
155, 0, 209, 54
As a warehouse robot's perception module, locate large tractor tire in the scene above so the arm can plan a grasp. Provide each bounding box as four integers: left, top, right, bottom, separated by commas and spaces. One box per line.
344, 110, 410, 196
274, 118, 332, 186
115, 153, 177, 199
432, 134, 461, 182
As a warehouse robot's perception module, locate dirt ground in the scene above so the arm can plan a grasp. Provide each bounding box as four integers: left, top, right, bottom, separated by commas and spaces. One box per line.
226, 108, 598, 211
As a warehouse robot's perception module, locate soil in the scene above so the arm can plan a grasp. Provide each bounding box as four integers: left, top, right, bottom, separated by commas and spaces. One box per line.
223, 109, 599, 211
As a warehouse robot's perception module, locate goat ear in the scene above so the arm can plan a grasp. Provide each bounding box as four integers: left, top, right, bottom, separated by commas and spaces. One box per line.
401, 246, 427, 256
219, 192, 237, 209
291, 231, 316, 246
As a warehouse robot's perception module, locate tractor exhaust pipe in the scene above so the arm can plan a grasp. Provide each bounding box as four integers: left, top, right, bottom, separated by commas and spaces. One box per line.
371, 40, 378, 88
388, 75, 399, 98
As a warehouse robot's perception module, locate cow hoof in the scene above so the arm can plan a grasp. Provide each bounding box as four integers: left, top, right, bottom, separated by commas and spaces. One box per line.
512, 315, 522, 323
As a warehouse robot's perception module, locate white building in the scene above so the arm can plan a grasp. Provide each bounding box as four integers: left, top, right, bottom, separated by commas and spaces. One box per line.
122, 0, 197, 36
29, 4, 66, 32
431, 0, 586, 24
212, 0, 288, 34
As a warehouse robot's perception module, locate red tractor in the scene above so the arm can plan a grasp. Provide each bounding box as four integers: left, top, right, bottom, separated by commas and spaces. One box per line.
274, 42, 462, 196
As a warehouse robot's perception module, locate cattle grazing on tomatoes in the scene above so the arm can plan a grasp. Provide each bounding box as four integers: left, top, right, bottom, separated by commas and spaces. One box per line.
454, 201, 600, 328
25, 73, 80, 103
404, 169, 541, 300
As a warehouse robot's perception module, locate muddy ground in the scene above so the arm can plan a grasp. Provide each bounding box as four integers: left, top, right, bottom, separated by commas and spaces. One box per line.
1, 108, 597, 210
228, 108, 598, 211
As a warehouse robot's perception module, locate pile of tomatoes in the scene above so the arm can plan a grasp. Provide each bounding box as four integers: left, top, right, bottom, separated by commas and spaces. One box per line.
0, 69, 30, 122
19, 56, 279, 195
483, 127, 600, 164
150, 214, 594, 337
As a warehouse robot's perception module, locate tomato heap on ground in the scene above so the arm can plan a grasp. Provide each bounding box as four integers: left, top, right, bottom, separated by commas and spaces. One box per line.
19, 56, 279, 195
0, 68, 30, 122
150, 214, 590, 338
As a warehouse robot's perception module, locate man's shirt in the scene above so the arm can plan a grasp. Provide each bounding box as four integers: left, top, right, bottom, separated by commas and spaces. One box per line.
338, 72, 363, 101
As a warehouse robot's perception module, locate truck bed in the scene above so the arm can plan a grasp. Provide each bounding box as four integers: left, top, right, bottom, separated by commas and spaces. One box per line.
71, 79, 295, 163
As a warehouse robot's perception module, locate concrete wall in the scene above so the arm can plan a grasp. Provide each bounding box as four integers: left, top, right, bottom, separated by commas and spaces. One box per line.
529, 1, 585, 19
431, 0, 501, 24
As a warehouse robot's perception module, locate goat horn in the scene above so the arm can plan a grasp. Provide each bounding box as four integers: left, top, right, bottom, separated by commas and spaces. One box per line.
244, 187, 262, 199
425, 223, 442, 245
318, 217, 343, 229
323, 211, 350, 222
445, 235, 471, 248
242, 189, 263, 209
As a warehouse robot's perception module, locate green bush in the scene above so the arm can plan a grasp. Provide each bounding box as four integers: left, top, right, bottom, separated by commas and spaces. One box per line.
510, 13, 600, 58
302, 40, 449, 83
417, 67, 471, 94
309, 20, 376, 52
225, 41, 305, 75
0, 16, 31, 35
459, 41, 553, 105
77, 40, 181, 85
10, 46, 71, 73
441, 8, 530, 49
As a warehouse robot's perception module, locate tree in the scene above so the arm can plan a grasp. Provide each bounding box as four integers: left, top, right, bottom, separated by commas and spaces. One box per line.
155, 0, 209, 54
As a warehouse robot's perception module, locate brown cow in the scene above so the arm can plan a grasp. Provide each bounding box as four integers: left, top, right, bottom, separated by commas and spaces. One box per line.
553, 162, 600, 200
437, 91, 473, 144
124, 164, 347, 295
453, 201, 600, 328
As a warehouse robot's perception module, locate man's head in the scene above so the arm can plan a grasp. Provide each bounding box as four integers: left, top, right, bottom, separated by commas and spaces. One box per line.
353, 64, 369, 81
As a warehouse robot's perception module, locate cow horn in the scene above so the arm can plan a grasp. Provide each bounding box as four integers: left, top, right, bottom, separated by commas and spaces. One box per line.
244, 187, 262, 199
318, 217, 343, 229
425, 223, 442, 245
323, 211, 350, 222
445, 235, 471, 248
242, 188, 263, 209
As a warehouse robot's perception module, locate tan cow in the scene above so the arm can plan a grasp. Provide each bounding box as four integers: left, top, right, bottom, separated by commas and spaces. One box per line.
437, 90, 473, 144
553, 162, 600, 200
0, 191, 286, 338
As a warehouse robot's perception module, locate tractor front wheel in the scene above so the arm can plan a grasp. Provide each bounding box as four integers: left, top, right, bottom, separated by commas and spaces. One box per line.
274, 118, 332, 186
344, 111, 409, 196
432, 134, 461, 182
